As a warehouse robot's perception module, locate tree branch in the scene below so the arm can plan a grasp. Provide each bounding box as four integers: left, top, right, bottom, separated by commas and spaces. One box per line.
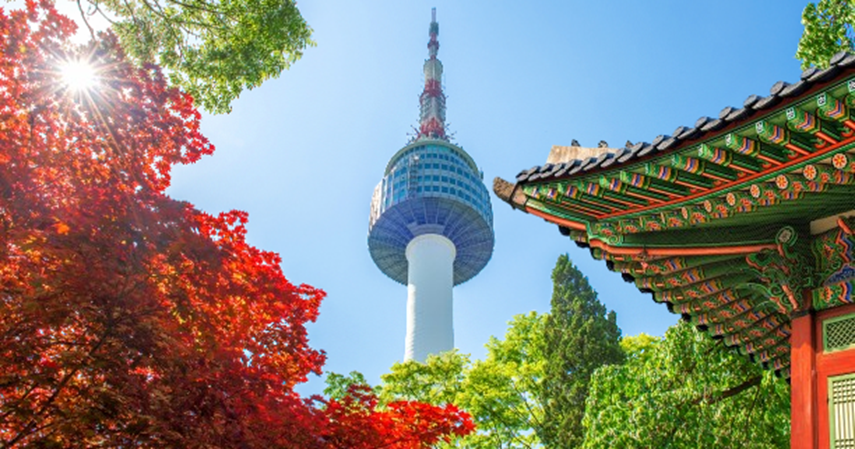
76, 0, 96, 39
691, 375, 762, 406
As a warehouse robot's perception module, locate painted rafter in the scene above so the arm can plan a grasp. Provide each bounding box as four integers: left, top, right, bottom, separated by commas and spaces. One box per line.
611, 254, 741, 277
635, 259, 748, 291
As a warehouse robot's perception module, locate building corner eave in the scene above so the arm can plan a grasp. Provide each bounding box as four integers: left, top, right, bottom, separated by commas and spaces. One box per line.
493, 177, 526, 210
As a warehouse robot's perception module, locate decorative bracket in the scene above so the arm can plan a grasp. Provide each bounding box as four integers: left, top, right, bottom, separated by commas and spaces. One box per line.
745, 226, 815, 314
810, 216, 855, 311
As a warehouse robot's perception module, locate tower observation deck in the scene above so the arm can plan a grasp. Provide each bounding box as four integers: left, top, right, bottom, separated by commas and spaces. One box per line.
368, 8, 494, 362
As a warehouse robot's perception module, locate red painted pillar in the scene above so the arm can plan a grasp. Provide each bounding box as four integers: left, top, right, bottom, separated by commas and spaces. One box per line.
791, 312, 817, 449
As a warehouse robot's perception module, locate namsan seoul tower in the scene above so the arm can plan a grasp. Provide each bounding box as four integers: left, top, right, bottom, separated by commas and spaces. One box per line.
368, 8, 494, 362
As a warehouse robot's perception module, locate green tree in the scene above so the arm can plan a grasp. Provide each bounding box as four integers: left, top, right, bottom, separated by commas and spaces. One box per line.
327, 255, 625, 448
327, 312, 547, 448
381, 313, 547, 448
796, 0, 855, 68
582, 322, 790, 449
76, 0, 313, 113
324, 370, 371, 400
619, 332, 659, 357
540, 255, 624, 448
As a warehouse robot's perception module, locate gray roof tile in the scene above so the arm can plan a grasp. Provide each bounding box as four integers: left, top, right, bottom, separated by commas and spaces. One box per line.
618, 142, 646, 163
517, 166, 540, 182
651, 134, 669, 147
658, 136, 678, 151
780, 80, 808, 97
600, 149, 625, 168
677, 126, 700, 140
743, 94, 763, 108
831, 50, 849, 66
695, 116, 714, 128
637, 142, 657, 157
568, 160, 587, 176
701, 118, 725, 132
808, 65, 839, 82
841, 53, 855, 67
672, 126, 690, 138
582, 154, 605, 171
770, 81, 790, 96
719, 106, 736, 120
801, 66, 819, 80
514, 53, 855, 185
554, 160, 578, 178
754, 94, 780, 109
725, 107, 750, 121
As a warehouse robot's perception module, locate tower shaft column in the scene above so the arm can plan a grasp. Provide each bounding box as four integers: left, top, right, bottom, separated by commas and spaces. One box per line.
405, 234, 456, 362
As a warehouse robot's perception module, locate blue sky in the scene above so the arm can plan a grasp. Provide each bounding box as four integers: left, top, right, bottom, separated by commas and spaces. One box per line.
159, 0, 811, 394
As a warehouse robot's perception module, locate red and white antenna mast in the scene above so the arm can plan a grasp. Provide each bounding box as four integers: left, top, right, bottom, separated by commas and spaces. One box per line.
416, 7, 447, 141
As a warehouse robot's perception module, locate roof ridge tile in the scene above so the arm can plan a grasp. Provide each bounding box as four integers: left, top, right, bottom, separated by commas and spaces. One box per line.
651, 134, 670, 146
743, 94, 763, 108
840, 53, 855, 67
780, 80, 808, 97
808, 65, 840, 82
770, 80, 790, 96
695, 116, 714, 128
725, 107, 749, 121
719, 106, 736, 120
831, 50, 849, 66
701, 118, 725, 132
800, 66, 819, 80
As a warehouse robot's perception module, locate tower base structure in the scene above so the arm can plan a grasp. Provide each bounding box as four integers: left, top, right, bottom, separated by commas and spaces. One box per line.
405, 234, 456, 362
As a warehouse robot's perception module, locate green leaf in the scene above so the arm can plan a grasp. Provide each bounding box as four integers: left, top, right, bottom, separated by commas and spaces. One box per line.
796, 0, 855, 68
89, 0, 313, 113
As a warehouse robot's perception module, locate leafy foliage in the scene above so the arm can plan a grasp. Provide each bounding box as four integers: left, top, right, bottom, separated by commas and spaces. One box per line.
333, 313, 547, 448
324, 371, 371, 401
582, 322, 790, 449
331, 255, 625, 448
619, 333, 659, 357
0, 3, 471, 446
540, 255, 625, 448
76, 0, 313, 113
796, 0, 855, 68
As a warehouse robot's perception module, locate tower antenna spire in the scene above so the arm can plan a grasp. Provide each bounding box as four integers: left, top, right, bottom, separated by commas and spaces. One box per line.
417, 7, 447, 141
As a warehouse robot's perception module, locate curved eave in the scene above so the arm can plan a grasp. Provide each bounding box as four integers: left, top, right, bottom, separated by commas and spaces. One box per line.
489, 54, 855, 378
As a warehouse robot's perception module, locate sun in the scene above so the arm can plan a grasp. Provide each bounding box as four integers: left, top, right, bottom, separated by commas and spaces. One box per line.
60, 60, 97, 91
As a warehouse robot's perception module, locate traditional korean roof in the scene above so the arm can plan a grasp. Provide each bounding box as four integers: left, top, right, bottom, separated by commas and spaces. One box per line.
494, 51, 855, 378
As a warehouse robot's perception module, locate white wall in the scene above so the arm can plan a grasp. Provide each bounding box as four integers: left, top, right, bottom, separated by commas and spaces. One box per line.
405, 234, 456, 362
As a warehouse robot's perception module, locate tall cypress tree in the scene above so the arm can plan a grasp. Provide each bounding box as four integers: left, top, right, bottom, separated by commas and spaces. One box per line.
539, 254, 624, 448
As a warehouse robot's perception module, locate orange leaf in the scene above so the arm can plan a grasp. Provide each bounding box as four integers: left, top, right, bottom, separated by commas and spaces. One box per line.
54, 222, 70, 235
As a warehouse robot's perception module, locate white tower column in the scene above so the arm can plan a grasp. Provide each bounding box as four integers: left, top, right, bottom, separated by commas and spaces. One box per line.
404, 234, 456, 362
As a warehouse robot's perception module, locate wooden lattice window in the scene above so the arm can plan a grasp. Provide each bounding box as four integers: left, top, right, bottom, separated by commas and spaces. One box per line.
824, 314, 855, 353
830, 373, 855, 449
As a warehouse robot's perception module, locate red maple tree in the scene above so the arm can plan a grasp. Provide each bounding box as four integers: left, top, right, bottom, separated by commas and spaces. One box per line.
0, 2, 474, 447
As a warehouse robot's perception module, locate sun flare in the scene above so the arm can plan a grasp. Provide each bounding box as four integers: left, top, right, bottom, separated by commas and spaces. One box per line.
60, 60, 97, 91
